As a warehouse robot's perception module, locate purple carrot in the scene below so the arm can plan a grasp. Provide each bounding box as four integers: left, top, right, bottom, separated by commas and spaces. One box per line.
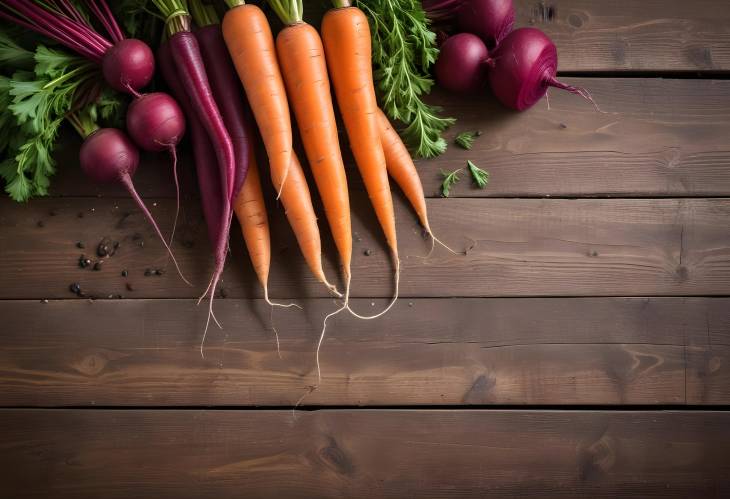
158, 40, 223, 248
195, 24, 252, 202
166, 31, 236, 352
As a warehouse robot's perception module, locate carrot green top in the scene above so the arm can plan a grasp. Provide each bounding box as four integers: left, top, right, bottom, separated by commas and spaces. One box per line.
268, 0, 304, 25
189, 0, 220, 26
224, 0, 246, 8
331, 0, 352, 7
151, 0, 191, 35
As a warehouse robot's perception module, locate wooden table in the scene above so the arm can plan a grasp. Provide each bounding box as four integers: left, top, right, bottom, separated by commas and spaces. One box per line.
2, 1, 730, 497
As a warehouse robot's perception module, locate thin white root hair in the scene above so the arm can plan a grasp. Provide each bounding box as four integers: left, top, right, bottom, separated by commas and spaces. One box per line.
292, 385, 317, 420
168, 146, 180, 247
264, 286, 302, 309
323, 278, 343, 298
347, 256, 400, 320
316, 302, 348, 384
275, 164, 290, 200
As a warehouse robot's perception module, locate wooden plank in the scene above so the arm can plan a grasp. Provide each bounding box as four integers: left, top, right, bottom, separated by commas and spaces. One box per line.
1, 409, 729, 498
513, 0, 730, 71
1, 197, 728, 299
48, 79, 730, 198
2, 297, 728, 407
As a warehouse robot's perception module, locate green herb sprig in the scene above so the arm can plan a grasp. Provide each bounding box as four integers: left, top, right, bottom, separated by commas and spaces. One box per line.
357, 0, 454, 158
440, 168, 461, 197
467, 160, 489, 188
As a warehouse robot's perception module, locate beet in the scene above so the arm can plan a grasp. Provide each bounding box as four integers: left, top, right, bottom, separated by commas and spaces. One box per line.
487, 27, 595, 111
102, 39, 155, 94
434, 33, 490, 93
126, 92, 186, 152
457, 0, 514, 48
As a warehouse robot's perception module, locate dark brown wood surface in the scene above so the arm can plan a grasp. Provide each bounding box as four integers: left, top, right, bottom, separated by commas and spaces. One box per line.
1, 409, 729, 498
2, 196, 728, 299
49, 78, 730, 199
514, 0, 730, 71
1, 297, 728, 407
2, 1, 730, 496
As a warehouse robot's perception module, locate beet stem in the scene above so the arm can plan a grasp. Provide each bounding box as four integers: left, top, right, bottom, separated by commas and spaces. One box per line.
118, 173, 192, 286
545, 75, 602, 112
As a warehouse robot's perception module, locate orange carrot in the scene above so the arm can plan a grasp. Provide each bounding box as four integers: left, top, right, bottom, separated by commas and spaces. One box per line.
272, 11, 352, 289
378, 109, 457, 255
274, 151, 340, 297
322, 4, 398, 260
222, 2, 293, 196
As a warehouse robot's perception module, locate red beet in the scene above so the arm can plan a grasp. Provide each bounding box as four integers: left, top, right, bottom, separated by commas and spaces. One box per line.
457, 0, 514, 48
102, 39, 155, 94
434, 33, 490, 93
487, 27, 594, 111
126, 92, 186, 152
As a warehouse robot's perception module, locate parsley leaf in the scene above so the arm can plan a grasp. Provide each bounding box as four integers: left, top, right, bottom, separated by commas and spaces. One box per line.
467, 160, 489, 189
357, 0, 455, 158
455, 131, 481, 150
440, 168, 462, 197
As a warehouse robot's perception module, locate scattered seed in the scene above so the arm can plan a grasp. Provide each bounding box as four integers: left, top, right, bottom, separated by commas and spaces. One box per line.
41, 299, 49, 304
371, 302, 375, 307
36, 220, 45, 228
121, 270, 128, 277
364, 249, 372, 256
475, 130, 483, 136
144, 269, 152, 276
408, 302, 414, 307
559, 122, 567, 129
78, 255, 91, 269
76, 241, 85, 249
69, 283, 81, 295
107, 294, 113, 299
77, 212, 84, 218
117, 294, 124, 299
93, 261, 103, 271
125, 282, 134, 292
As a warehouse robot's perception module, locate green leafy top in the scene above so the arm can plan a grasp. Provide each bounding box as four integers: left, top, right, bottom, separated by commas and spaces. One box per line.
268, 0, 304, 25
0, 37, 122, 202
357, 0, 454, 158
455, 130, 481, 150
440, 168, 461, 197
114, 0, 163, 46
467, 160, 489, 189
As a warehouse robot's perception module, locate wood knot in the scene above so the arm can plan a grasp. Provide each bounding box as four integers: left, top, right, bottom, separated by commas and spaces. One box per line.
71, 353, 109, 376
578, 435, 616, 480
462, 374, 496, 404
319, 437, 355, 476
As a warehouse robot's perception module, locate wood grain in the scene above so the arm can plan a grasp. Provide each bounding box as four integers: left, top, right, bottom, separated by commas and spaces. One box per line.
1, 196, 728, 299
513, 0, 730, 71
48, 79, 730, 198
1, 409, 729, 498
1, 297, 727, 407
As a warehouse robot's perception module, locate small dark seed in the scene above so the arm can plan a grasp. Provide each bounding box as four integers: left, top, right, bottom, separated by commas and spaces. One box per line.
77, 212, 84, 218
69, 283, 81, 295
121, 270, 128, 277
76, 241, 85, 249
93, 261, 102, 271
117, 294, 124, 299
559, 123, 568, 129
37, 220, 45, 227
364, 249, 372, 256
79, 255, 91, 269
125, 283, 134, 291
113, 241, 119, 249
144, 269, 152, 276
475, 130, 483, 136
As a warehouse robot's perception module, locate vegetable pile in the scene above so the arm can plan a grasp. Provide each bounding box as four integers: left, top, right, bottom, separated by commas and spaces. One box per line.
426, 0, 595, 111
0, 0, 514, 380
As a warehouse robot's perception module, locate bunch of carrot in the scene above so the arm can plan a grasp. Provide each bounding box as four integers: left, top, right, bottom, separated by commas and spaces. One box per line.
152, 0, 445, 372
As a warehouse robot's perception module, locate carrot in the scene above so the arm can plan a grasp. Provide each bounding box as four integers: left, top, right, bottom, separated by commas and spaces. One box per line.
321, 3, 400, 322
154, 1, 236, 356
378, 108, 457, 255
268, 1, 355, 382
221, 1, 293, 196
269, 5, 352, 290
275, 153, 341, 297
